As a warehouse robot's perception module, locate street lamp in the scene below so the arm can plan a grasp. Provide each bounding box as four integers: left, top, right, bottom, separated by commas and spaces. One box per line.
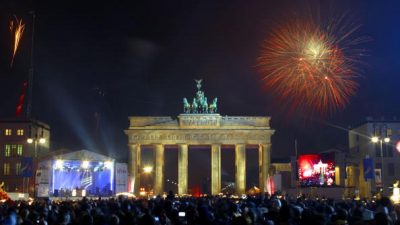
39, 137, 46, 144
143, 166, 153, 174
27, 137, 46, 157
26, 136, 46, 196
141, 166, 153, 196
371, 135, 390, 191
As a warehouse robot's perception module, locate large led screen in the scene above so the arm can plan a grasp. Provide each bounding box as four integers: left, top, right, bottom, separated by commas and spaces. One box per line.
298, 154, 335, 187
52, 160, 113, 195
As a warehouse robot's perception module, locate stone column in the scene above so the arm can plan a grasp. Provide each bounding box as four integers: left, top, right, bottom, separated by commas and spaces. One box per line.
178, 144, 188, 195
129, 144, 141, 194
259, 144, 271, 193
153, 144, 164, 195
235, 144, 246, 195
211, 144, 221, 195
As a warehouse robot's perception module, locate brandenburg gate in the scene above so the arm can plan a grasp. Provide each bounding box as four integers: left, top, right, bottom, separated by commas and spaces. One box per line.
125, 80, 274, 195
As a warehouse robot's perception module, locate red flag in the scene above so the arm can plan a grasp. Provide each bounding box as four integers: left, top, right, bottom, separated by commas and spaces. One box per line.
16, 80, 28, 117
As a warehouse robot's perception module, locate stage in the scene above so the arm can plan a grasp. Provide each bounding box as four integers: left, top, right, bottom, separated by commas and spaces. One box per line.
36, 150, 128, 197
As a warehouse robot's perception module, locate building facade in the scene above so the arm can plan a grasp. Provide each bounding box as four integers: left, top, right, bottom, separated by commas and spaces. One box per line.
348, 118, 400, 196
0, 118, 50, 195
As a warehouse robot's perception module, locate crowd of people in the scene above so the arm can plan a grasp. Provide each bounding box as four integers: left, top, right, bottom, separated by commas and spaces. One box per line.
0, 192, 399, 225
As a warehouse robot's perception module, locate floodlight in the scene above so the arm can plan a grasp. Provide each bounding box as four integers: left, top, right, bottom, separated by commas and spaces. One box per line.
82, 161, 90, 169
55, 160, 64, 170
104, 161, 113, 169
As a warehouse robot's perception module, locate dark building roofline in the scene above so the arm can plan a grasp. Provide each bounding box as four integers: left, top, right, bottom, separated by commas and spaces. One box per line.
349, 116, 400, 129
0, 117, 50, 129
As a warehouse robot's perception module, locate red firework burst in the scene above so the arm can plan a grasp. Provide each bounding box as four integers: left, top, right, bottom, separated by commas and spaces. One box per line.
257, 15, 366, 115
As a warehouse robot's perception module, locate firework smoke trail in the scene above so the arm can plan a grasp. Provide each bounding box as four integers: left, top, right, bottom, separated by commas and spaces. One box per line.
10, 16, 25, 67
257, 13, 367, 115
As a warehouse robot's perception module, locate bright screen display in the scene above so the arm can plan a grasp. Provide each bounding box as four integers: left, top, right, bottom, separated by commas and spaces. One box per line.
298, 154, 335, 186
53, 160, 113, 195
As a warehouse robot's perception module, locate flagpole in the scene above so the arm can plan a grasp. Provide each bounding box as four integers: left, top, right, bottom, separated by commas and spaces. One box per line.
26, 11, 35, 119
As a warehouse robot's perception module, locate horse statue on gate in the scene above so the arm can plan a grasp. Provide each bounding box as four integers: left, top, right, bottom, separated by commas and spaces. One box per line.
181, 80, 220, 114
209, 97, 218, 113
183, 98, 191, 113
200, 97, 208, 113
192, 98, 198, 113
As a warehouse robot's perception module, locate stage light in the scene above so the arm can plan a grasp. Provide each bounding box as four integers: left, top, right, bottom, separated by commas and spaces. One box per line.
72, 189, 77, 197
384, 137, 390, 143
104, 161, 113, 169
371, 136, 379, 143
55, 160, 64, 170
82, 161, 90, 169
27, 138, 33, 144
82, 189, 86, 197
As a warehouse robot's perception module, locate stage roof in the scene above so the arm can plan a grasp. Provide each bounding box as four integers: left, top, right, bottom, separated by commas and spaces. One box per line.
49, 149, 114, 162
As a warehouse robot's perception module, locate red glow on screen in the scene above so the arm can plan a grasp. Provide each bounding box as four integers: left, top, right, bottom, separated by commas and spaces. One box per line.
298, 154, 335, 186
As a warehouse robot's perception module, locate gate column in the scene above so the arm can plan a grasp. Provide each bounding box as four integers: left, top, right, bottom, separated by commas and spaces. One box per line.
153, 144, 164, 195
129, 144, 141, 195
259, 143, 271, 193
211, 144, 221, 195
235, 144, 246, 195
178, 144, 188, 195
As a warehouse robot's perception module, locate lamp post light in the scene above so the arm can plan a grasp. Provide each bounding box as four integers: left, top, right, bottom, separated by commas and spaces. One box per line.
27, 137, 46, 157
143, 166, 153, 174
26, 136, 46, 196
142, 166, 153, 196
371, 135, 390, 192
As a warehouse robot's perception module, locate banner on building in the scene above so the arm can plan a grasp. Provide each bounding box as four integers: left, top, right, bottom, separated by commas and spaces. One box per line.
21, 157, 33, 177
115, 163, 128, 193
375, 169, 382, 187
363, 158, 374, 180
36, 161, 51, 197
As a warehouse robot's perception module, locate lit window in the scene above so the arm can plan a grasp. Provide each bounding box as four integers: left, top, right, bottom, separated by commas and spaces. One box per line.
17, 145, 23, 156
17, 129, 24, 136
5, 129, 11, 136
3, 163, 10, 175
4, 145, 11, 157
15, 162, 21, 175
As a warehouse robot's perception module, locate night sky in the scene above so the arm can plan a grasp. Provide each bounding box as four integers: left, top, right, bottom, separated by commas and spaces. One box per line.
0, 0, 400, 163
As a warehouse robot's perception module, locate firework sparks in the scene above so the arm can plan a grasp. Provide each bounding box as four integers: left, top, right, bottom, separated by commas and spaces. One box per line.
10, 16, 25, 67
257, 15, 366, 115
